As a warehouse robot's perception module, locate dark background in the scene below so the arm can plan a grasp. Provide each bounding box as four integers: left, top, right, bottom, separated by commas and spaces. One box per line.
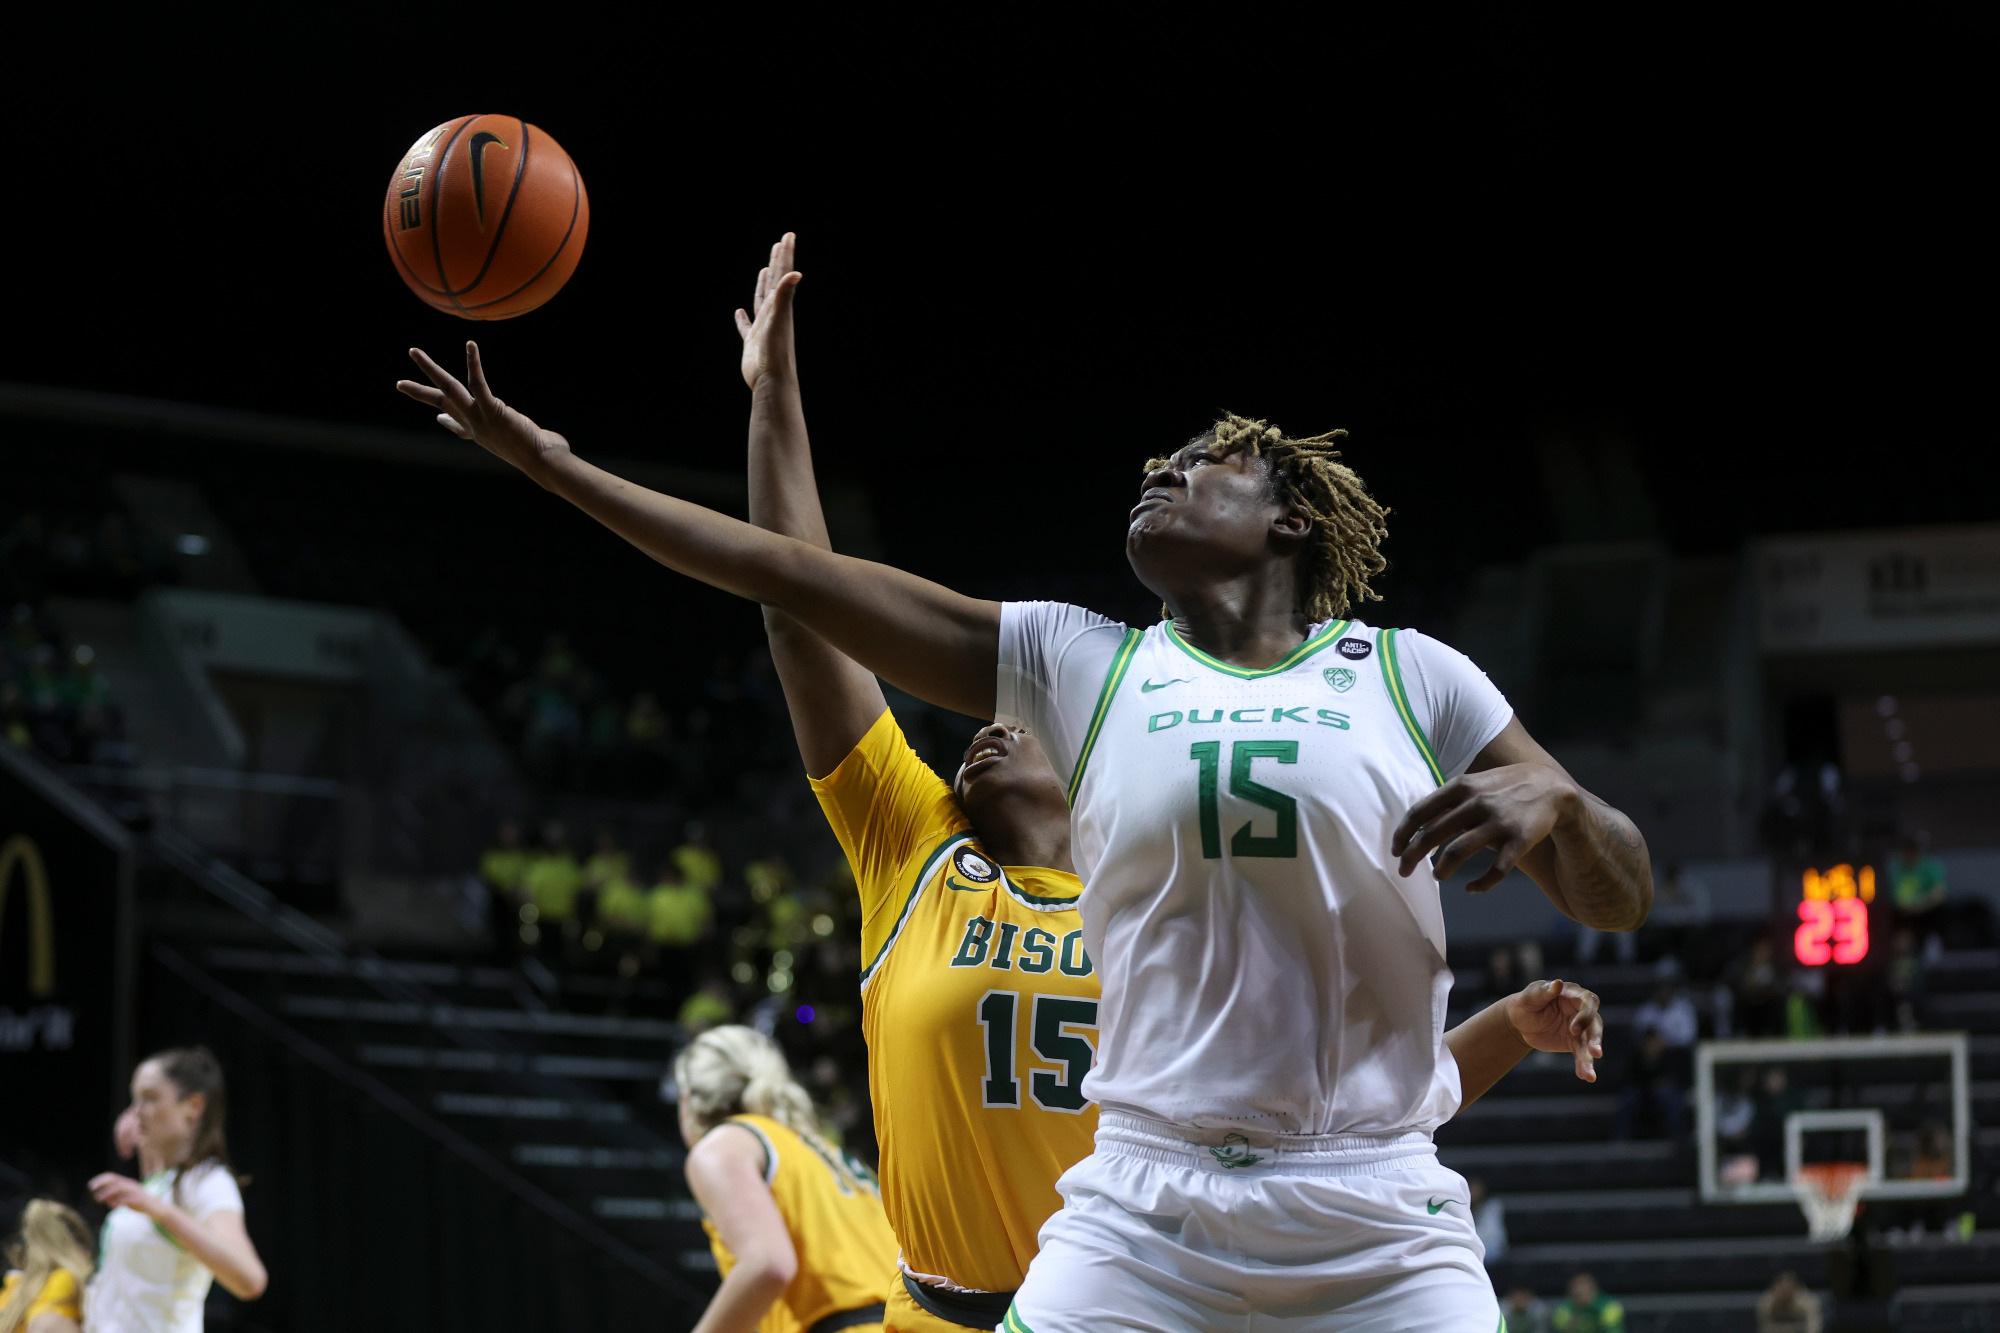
0, 754, 127, 1192
6, 11, 1989, 657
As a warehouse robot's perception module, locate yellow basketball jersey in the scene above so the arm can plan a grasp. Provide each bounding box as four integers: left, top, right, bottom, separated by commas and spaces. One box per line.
701, 1113, 898, 1333
811, 710, 1100, 1294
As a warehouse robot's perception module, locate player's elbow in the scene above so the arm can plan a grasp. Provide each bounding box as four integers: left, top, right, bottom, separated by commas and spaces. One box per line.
745, 1243, 798, 1293
1592, 870, 1653, 933
224, 1264, 269, 1302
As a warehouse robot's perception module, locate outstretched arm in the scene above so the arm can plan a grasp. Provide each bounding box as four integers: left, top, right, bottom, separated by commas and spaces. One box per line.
1446, 978, 1603, 1108
396, 343, 999, 720
1393, 718, 1653, 931
736, 234, 887, 778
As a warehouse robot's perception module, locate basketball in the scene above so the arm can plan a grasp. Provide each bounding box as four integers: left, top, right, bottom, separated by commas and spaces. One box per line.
382, 114, 589, 320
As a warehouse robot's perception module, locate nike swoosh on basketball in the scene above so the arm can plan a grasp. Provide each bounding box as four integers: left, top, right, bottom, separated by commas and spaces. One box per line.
946, 876, 987, 892
469, 130, 509, 229
1426, 1197, 1451, 1214
1140, 678, 1190, 693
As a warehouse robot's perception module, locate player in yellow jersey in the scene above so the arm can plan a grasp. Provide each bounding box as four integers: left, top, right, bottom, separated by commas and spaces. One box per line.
398, 234, 1610, 1331
728, 235, 1607, 1332
677, 1026, 899, 1333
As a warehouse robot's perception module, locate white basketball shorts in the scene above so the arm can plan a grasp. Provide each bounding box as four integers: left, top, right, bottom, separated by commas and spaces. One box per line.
1005, 1112, 1499, 1333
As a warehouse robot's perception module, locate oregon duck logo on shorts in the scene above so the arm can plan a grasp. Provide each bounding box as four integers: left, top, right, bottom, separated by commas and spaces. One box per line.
1208, 1132, 1264, 1169
1323, 666, 1357, 693
952, 847, 1000, 884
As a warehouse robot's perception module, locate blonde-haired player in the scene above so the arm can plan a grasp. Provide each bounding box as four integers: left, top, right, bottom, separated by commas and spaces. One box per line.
730, 235, 1606, 1331
676, 1025, 898, 1333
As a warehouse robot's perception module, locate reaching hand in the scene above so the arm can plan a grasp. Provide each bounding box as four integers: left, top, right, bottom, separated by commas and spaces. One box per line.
1507, 979, 1603, 1083
89, 1171, 160, 1217
396, 343, 572, 480
735, 232, 801, 391
114, 1106, 141, 1160
1392, 762, 1580, 891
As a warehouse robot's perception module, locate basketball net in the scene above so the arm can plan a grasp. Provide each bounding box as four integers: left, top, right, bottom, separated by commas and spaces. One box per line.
1794, 1162, 1869, 1242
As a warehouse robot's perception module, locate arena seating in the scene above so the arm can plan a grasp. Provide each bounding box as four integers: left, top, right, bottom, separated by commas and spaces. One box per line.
1439, 955, 2000, 1331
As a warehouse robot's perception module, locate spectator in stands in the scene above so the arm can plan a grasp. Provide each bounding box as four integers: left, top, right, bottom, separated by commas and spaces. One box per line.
1640, 864, 1711, 960
1886, 928, 1927, 1032
1909, 1124, 1953, 1180
0, 606, 126, 767
648, 862, 713, 951
671, 822, 723, 895
1, 1199, 93, 1333
597, 865, 651, 948
1751, 1066, 1806, 1181
1613, 1031, 1688, 1141
1634, 980, 1699, 1049
750, 858, 810, 950
578, 825, 628, 936
1888, 833, 1946, 940
583, 826, 630, 893
1755, 1270, 1821, 1333
1574, 918, 1636, 966
1716, 1068, 1759, 1181
1516, 938, 1545, 985
523, 820, 583, 942
678, 973, 736, 1034
1502, 1287, 1550, 1333
1551, 1272, 1623, 1333
1487, 946, 1516, 997
1470, 1176, 1507, 1263
514, 636, 584, 784
478, 819, 528, 901
626, 690, 669, 746
1785, 971, 1825, 1039
618, 690, 677, 793
1729, 938, 1786, 1038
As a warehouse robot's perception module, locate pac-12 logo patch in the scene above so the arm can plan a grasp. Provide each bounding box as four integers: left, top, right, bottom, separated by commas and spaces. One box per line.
1324, 666, 1357, 693
952, 847, 1000, 883
1335, 637, 1372, 660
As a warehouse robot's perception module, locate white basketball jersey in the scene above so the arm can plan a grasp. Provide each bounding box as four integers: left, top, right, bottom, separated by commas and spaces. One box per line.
1016, 613, 1491, 1137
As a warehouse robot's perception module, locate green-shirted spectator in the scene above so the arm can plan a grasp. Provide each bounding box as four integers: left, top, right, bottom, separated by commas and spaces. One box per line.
524, 820, 584, 923
671, 823, 722, 894
479, 819, 529, 900
583, 826, 631, 892
1889, 835, 1947, 916
649, 870, 712, 947
597, 871, 650, 939
765, 891, 809, 949
1552, 1273, 1623, 1333
677, 976, 734, 1033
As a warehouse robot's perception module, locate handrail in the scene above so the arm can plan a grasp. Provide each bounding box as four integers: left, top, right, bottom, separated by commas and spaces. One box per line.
150, 942, 698, 1301
150, 828, 351, 967
68, 764, 344, 799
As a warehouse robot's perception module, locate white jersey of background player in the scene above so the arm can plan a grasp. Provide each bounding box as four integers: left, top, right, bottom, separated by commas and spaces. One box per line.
399, 256, 1652, 1331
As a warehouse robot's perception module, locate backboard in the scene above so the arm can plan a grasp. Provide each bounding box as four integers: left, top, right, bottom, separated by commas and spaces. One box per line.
1695, 1032, 1970, 1206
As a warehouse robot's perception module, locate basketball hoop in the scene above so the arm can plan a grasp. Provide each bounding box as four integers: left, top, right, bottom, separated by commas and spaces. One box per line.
1794, 1162, 1869, 1242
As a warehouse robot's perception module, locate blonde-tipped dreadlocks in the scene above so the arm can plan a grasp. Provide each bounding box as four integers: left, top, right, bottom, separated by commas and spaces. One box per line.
1146, 413, 1390, 623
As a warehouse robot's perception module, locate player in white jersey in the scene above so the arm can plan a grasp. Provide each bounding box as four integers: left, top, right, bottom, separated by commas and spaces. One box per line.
397, 295, 1652, 1331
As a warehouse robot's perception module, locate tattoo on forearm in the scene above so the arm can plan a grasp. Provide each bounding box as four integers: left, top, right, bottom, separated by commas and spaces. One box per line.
1555, 798, 1650, 928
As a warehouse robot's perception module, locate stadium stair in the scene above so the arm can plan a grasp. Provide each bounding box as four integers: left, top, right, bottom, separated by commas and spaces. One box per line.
1436, 958, 2000, 1332
138, 827, 716, 1324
